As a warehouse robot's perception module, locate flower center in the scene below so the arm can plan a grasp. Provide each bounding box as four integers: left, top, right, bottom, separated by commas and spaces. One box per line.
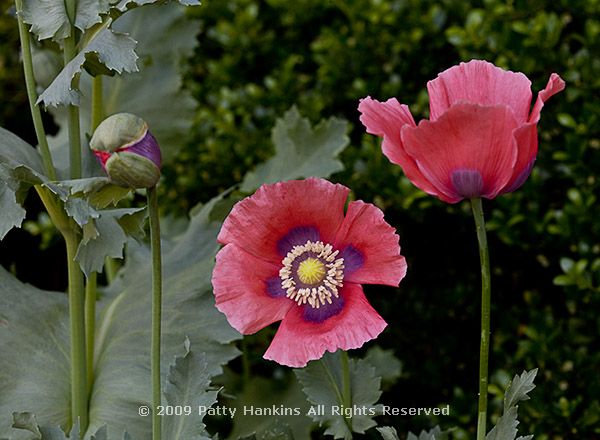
297, 258, 326, 284
279, 240, 345, 309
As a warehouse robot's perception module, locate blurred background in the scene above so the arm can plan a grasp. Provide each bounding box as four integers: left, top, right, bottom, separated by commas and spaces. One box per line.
1, 0, 598, 438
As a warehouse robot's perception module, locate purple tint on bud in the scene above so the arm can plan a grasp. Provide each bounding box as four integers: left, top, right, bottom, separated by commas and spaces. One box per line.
502, 159, 535, 194
451, 169, 484, 198
125, 130, 162, 169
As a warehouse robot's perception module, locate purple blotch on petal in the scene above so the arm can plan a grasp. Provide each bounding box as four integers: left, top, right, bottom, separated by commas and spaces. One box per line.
302, 295, 345, 323
266, 277, 287, 298
339, 245, 364, 275
451, 169, 483, 198
123, 130, 162, 168
503, 159, 535, 194
276, 226, 320, 257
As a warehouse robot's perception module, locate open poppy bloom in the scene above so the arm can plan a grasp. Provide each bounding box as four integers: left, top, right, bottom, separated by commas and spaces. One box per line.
359, 60, 565, 203
212, 178, 407, 367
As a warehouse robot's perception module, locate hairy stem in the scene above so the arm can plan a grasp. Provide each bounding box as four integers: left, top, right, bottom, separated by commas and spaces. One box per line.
471, 198, 491, 440
148, 186, 163, 440
14, 0, 57, 180
65, 231, 89, 434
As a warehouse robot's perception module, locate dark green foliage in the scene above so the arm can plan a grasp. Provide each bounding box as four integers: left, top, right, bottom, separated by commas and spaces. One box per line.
1, 0, 598, 438
164, 0, 597, 437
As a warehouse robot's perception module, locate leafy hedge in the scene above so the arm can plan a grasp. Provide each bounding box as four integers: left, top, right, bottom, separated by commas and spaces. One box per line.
0, 0, 598, 437
166, 0, 598, 437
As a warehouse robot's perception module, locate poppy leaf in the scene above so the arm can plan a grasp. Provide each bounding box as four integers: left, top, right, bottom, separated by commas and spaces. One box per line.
162, 341, 217, 440
240, 107, 349, 193
0, 197, 240, 438
37, 29, 138, 107
295, 351, 382, 439
21, 0, 110, 41
377, 426, 400, 440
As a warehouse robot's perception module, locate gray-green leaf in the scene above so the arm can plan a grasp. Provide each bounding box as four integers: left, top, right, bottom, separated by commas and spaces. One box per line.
377, 426, 400, 440
0, 128, 47, 239
504, 369, 537, 411
74, 207, 145, 277
162, 341, 217, 440
295, 351, 381, 440
486, 369, 538, 440
363, 347, 402, 387
0, 197, 240, 439
407, 426, 449, 440
240, 107, 349, 193
21, 0, 110, 41
38, 29, 138, 107
112, 0, 201, 12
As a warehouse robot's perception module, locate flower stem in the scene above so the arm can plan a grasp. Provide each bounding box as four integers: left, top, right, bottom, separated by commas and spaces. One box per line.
63, 0, 82, 180
85, 272, 97, 394
65, 231, 89, 434
340, 350, 352, 414
14, 0, 57, 181
91, 75, 104, 130
319, 353, 352, 433
104, 257, 119, 283
471, 198, 491, 440
84, 75, 105, 392
148, 186, 163, 440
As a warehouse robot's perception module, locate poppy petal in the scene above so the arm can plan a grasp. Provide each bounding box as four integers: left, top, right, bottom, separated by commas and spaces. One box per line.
334, 200, 407, 286
212, 244, 293, 334
263, 284, 387, 367
218, 178, 348, 263
427, 59, 532, 123
502, 73, 566, 193
528, 73, 566, 124
401, 103, 519, 202
358, 97, 441, 197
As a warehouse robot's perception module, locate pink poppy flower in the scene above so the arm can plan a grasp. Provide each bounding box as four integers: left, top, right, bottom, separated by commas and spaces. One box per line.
212, 178, 407, 367
358, 60, 565, 203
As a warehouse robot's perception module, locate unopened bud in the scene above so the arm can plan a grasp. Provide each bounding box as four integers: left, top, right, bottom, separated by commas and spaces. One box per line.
90, 113, 161, 188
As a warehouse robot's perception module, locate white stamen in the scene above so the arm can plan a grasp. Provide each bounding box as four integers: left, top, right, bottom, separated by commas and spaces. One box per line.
279, 240, 345, 309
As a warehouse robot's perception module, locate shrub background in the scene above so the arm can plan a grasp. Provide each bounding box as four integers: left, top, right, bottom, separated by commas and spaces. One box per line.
1, 0, 598, 438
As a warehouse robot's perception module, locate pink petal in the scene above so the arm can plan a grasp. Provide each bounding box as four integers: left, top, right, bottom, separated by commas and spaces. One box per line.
427, 60, 532, 124
218, 178, 348, 263
401, 103, 519, 202
502, 73, 565, 193
333, 200, 407, 286
358, 97, 441, 198
528, 73, 566, 124
212, 244, 293, 334
263, 284, 387, 367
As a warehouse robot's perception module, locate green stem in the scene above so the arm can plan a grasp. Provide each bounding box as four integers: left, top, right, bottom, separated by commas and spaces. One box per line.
34, 186, 71, 234
241, 338, 251, 387
471, 198, 491, 440
63, 0, 82, 179
341, 351, 352, 412
319, 353, 352, 433
104, 257, 119, 283
36, 186, 89, 432
65, 231, 89, 434
85, 77, 104, 388
14, 0, 57, 181
148, 186, 163, 440
91, 75, 104, 131
85, 272, 97, 394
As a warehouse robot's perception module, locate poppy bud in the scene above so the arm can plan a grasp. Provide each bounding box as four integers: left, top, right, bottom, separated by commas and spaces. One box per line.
90, 113, 162, 188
